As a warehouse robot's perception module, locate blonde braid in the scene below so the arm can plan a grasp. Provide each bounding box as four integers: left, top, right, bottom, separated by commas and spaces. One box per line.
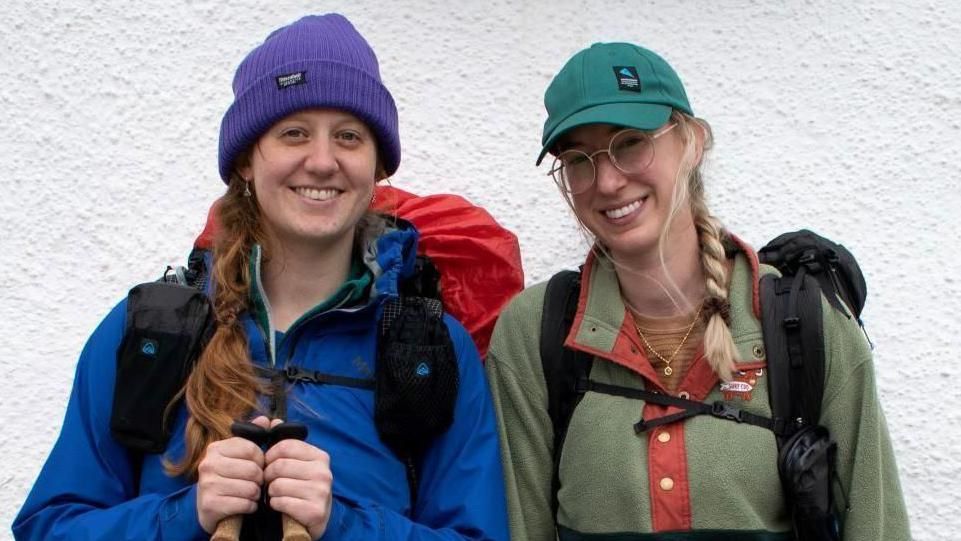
692, 197, 738, 381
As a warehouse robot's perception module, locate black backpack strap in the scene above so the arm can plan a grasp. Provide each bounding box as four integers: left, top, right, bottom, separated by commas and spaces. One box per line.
582, 380, 786, 436
398, 255, 441, 299
282, 366, 376, 390
760, 268, 826, 445
761, 270, 843, 540
539, 270, 593, 523
758, 232, 859, 539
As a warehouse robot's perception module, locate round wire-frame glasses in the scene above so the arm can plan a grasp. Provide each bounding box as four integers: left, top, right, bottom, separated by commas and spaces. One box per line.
548, 123, 677, 195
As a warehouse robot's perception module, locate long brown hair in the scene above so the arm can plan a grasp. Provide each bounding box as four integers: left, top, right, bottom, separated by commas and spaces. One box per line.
166, 174, 269, 478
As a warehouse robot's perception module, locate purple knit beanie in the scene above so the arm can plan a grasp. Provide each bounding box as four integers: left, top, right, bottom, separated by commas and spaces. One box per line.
218, 14, 400, 182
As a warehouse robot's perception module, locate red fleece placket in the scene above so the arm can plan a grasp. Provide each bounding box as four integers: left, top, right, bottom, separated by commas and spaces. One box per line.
646, 404, 692, 531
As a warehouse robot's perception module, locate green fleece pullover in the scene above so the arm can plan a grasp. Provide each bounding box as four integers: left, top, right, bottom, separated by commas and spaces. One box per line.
486, 245, 909, 540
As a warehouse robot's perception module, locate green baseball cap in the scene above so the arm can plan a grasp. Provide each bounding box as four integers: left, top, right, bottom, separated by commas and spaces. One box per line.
537, 42, 693, 165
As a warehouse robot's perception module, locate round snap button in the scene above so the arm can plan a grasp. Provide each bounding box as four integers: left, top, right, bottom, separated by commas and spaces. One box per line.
659, 477, 675, 491
657, 431, 671, 443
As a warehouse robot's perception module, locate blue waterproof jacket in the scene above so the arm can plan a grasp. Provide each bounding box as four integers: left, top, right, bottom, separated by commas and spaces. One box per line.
13, 224, 509, 541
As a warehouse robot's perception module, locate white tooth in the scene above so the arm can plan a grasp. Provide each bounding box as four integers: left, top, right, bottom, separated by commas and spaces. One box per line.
296, 187, 339, 201
604, 199, 641, 219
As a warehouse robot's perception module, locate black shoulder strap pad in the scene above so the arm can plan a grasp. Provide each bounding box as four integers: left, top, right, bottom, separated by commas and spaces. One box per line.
539, 269, 593, 522
540, 270, 586, 441
112, 280, 213, 453
760, 265, 827, 443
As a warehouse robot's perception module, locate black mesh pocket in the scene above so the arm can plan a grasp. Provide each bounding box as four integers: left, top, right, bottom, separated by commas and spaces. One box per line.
375, 300, 458, 458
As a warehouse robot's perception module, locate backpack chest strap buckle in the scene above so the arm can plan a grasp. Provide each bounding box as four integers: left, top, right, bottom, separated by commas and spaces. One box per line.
711, 401, 745, 423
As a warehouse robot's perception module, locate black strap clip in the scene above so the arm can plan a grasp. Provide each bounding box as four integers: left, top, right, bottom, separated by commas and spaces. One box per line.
711, 401, 744, 423
284, 365, 313, 383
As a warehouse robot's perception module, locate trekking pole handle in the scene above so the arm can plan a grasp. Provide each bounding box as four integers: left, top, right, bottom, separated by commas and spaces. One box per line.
209, 421, 313, 540
209, 422, 264, 541
210, 515, 242, 541
282, 514, 312, 540
276, 420, 312, 539
209, 513, 310, 541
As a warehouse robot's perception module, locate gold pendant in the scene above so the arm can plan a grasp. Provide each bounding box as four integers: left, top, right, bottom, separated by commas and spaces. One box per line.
663, 366, 673, 376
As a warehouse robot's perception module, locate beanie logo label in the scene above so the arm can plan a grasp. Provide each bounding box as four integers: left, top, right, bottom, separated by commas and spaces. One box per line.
612, 66, 641, 92
276, 71, 307, 89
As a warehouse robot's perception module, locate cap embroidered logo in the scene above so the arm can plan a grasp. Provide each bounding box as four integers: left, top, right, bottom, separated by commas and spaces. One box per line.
612, 65, 641, 92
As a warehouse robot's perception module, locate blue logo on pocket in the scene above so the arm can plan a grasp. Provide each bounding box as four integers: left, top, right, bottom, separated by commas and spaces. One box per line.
415, 362, 431, 378
140, 339, 158, 357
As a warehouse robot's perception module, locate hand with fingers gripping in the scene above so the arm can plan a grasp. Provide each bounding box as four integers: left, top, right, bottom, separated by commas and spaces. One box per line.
198, 416, 331, 540
263, 418, 334, 540
197, 416, 270, 536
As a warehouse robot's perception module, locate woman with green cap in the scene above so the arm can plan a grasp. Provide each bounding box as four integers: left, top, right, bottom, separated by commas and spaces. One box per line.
486, 42, 909, 540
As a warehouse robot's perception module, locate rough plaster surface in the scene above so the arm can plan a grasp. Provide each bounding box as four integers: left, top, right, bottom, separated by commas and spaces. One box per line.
2, 1, 959, 539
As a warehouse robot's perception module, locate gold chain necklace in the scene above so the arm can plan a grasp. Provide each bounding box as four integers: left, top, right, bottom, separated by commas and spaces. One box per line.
631, 304, 703, 377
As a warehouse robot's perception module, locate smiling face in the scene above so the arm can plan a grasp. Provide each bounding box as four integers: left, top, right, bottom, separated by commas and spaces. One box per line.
239, 108, 379, 255
561, 121, 698, 262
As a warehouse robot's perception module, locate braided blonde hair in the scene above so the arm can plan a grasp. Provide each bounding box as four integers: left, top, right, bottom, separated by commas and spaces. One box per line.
662, 111, 738, 380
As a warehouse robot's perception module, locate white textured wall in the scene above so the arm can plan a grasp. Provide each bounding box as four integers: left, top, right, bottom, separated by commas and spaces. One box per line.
2, 1, 959, 539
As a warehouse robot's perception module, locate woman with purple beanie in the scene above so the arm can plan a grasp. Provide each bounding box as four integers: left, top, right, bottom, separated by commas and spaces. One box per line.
14, 14, 508, 541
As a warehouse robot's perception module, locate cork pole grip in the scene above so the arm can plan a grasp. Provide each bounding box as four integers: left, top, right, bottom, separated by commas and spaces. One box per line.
210, 514, 311, 541
282, 514, 312, 540
210, 515, 242, 541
